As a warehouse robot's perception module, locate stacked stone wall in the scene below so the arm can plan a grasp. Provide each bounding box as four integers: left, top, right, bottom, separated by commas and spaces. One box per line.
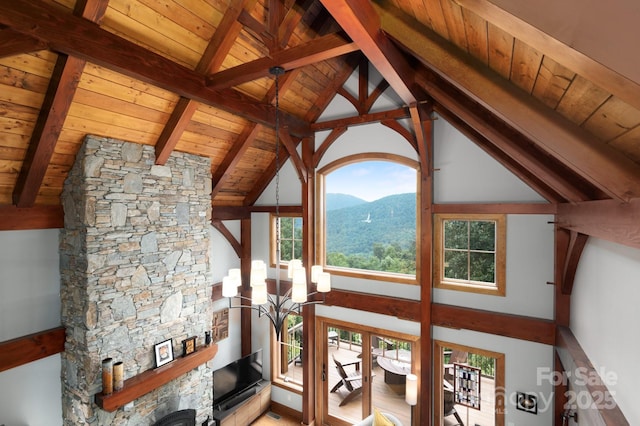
60, 136, 213, 425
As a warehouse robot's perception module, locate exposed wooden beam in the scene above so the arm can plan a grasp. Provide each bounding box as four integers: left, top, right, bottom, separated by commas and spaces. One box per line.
323, 289, 421, 321
211, 124, 262, 198
72, 0, 109, 23
313, 126, 347, 168
211, 206, 252, 220
556, 327, 629, 425
0, 205, 63, 230
336, 86, 359, 112
364, 79, 390, 113
554, 228, 572, 327
206, 33, 358, 89
11, 0, 108, 207
0, 327, 65, 373
301, 136, 315, 425
557, 198, 640, 250
433, 203, 556, 215
202, 0, 257, 76
0, 28, 46, 58
278, 129, 307, 184
378, 4, 640, 201
154, 0, 256, 165
304, 52, 361, 122
238, 9, 271, 45
154, 98, 199, 165
434, 103, 579, 203
311, 107, 409, 131
277, 0, 315, 50
244, 147, 294, 206
432, 303, 556, 345
240, 218, 253, 356
211, 219, 242, 258
320, 0, 417, 105
456, 0, 640, 113
418, 115, 434, 425
0, 0, 311, 137
561, 231, 588, 295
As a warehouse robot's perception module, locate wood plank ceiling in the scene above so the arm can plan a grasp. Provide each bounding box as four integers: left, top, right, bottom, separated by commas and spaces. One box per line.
1, 0, 640, 228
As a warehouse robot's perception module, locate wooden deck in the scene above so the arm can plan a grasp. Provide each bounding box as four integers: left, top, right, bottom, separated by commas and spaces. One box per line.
286, 346, 496, 425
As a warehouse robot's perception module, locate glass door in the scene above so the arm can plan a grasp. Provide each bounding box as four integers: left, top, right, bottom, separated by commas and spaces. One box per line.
370, 336, 413, 425
434, 340, 505, 426
326, 326, 365, 424
319, 318, 419, 426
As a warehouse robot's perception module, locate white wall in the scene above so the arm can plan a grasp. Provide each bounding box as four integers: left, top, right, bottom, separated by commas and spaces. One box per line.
432, 114, 556, 319
208, 225, 243, 370
571, 238, 640, 424
434, 326, 554, 426
217, 102, 558, 420
0, 229, 62, 426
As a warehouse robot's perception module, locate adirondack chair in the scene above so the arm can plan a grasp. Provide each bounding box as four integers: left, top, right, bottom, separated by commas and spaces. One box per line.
330, 355, 363, 406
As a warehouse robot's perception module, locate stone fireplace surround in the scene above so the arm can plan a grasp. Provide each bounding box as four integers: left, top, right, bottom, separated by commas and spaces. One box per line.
60, 136, 213, 425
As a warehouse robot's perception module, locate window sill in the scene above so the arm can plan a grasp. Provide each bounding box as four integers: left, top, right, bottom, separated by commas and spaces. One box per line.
272, 378, 303, 395
325, 266, 417, 285
435, 281, 505, 297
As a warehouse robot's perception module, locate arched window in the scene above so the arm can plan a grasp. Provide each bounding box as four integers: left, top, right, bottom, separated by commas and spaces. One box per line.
317, 155, 419, 283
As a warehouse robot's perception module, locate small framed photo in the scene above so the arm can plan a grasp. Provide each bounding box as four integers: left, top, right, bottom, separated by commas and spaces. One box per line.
182, 336, 197, 357
154, 339, 174, 368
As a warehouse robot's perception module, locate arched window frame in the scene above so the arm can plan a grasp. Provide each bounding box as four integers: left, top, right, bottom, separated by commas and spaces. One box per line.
316, 153, 420, 285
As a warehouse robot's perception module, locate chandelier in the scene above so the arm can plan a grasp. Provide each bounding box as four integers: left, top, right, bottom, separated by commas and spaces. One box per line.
221, 66, 331, 339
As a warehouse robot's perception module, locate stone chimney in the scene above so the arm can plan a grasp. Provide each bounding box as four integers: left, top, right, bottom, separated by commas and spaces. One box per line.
60, 136, 213, 425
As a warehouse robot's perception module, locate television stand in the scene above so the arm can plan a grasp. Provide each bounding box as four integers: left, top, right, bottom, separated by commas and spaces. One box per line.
213, 380, 271, 426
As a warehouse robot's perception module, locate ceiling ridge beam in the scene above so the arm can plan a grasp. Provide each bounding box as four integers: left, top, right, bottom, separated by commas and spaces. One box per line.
0, 0, 311, 137
206, 33, 358, 89
378, 4, 640, 201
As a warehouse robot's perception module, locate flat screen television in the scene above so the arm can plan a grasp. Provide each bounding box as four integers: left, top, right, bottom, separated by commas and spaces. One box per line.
213, 349, 263, 407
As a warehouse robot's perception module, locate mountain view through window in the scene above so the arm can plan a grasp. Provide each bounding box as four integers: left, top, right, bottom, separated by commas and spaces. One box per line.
324, 161, 417, 275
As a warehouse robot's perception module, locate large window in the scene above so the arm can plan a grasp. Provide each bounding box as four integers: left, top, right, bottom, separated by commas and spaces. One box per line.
272, 314, 304, 388
270, 213, 302, 265
434, 214, 506, 296
317, 156, 419, 283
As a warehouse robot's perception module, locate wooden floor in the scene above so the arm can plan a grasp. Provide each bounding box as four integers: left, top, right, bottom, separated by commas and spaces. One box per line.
258, 345, 496, 426
252, 410, 301, 426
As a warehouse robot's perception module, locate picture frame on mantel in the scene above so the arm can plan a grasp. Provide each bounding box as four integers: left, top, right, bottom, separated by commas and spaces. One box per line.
182, 336, 197, 357
154, 339, 174, 368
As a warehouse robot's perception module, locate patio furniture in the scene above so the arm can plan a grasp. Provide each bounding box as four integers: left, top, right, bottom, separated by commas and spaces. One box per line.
376, 356, 411, 385
330, 355, 363, 406
444, 379, 465, 425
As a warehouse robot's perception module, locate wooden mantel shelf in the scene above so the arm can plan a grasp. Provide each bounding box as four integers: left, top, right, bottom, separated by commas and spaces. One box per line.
95, 344, 218, 412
